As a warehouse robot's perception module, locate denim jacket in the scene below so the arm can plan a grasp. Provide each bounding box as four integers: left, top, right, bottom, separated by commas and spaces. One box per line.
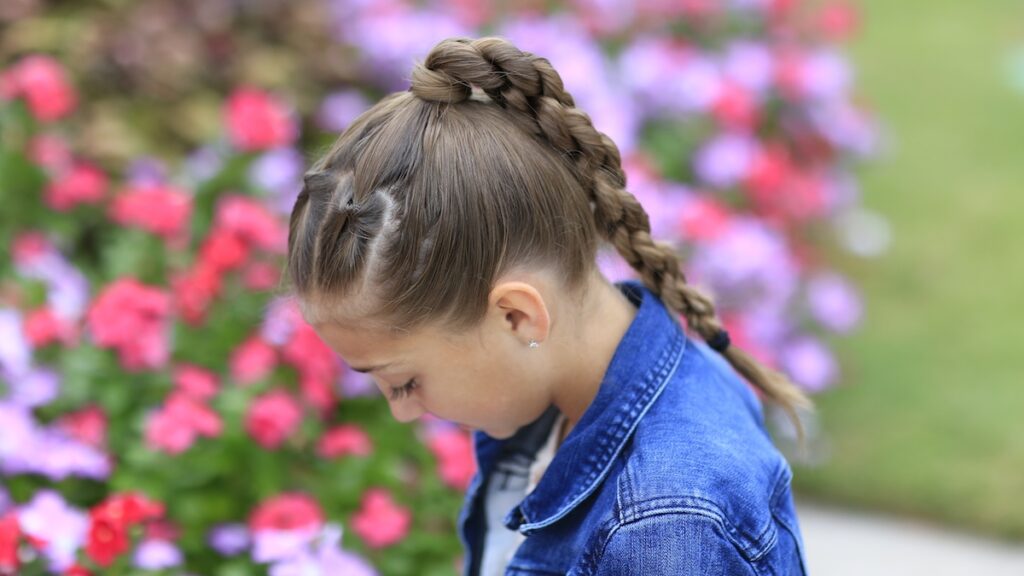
457, 279, 810, 575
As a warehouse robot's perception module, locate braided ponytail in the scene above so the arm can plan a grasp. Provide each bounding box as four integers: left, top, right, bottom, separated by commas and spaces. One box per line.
410, 37, 814, 447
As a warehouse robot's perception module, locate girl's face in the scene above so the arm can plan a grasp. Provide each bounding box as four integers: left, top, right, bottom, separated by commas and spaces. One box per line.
311, 289, 556, 439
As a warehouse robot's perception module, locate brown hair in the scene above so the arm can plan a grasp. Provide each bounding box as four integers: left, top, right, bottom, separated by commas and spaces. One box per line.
286, 37, 814, 445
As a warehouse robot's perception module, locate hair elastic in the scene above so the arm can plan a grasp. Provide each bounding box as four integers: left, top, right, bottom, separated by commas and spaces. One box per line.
707, 329, 731, 353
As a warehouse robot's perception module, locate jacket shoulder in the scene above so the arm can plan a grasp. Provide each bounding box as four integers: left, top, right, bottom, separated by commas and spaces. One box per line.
612, 338, 792, 560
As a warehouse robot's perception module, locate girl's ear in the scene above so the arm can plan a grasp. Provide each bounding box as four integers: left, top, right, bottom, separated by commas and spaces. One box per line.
488, 280, 551, 345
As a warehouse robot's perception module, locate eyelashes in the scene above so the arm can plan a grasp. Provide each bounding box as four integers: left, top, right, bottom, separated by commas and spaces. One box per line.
388, 378, 419, 401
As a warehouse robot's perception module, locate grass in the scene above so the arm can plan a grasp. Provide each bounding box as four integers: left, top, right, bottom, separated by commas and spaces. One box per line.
789, 0, 1024, 540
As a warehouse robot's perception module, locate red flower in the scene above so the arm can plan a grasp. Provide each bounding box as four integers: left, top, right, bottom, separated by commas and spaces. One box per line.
0, 513, 20, 574
249, 493, 324, 532
281, 324, 339, 390
108, 183, 192, 241
94, 492, 165, 525
427, 428, 477, 491
85, 513, 129, 567
64, 564, 93, 576
171, 261, 222, 326
58, 405, 108, 448
317, 424, 372, 458
200, 229, 250, 274
245, 390, 302, 449
230, 336, 277, 385
45, 162, 107, 211
351, 489, 411, 549
224, 87, 297, 151
1, 55, 77, 121
711, 82, 758, 131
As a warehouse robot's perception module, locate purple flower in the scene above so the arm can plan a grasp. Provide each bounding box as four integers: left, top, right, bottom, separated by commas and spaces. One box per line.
806, 272, 862, 334
693, 132, 758, 189
809, 100, 878, 157
0, 309, 31, 377
252, 526, 319, 564
18, 490, 88, 571
134, 539, 183, 570
249, 147, 305, 214
209, 523, 251, 556
779, 336, 838, 392
721, 41, 775, 95
260, 297, 303, 346
269, 524, 377, 576
7, 367, 61, 408
338, 365, 378, 398
184, 144, 226, 184
317, 90, 370, 133
0, 412, 110, 480
0, 486, 10, 514
126, 157, 168, 186
688, 218, 798, 313
800, 49, 851, 102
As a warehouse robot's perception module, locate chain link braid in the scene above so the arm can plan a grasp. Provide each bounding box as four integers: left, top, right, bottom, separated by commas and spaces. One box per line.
410, 37, 814, 446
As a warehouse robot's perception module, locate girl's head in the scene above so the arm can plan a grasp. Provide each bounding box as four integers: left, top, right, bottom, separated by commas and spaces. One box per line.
286, 37, 813, 441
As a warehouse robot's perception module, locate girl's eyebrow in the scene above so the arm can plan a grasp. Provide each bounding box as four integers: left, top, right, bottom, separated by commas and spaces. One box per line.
349, 362, 395, 374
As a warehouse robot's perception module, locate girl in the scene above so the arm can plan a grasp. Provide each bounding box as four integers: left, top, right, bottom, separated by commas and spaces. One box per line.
286, 37, 813, 575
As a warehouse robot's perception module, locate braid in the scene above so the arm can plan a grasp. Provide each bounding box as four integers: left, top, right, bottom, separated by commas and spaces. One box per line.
410, 37, 814, 448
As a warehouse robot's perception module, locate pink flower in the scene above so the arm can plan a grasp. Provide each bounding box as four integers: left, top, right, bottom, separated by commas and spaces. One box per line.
245, 390, 302, 449
224, 87, 297, 151
11, 231, 52, 265
173, 365, 219, 400
229, 336, 277, 385
58, 406, 108, 449
23, 306, 76, 347
427, 428, 476, 490
249, 493, 324, 532
145, 392, 222, 454
26, 134, 73, 172
145, 408, 196, 454
1, 55, 77, 121
108, 184, 192, 241
214, 195, 287, 253
45, 162, 107, 211
678, 197, 732, 241
242, 261, 280, 291
317, 425, 372, 458
281, 324, 339, 391
351, 489, 411, 549
86, 278, 171, 372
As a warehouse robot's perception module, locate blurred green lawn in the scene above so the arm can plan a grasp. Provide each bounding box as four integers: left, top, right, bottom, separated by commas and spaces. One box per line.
791, 0, 1024, 539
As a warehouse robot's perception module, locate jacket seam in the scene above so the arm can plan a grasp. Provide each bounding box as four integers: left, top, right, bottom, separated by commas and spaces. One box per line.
593, 507, 760, 575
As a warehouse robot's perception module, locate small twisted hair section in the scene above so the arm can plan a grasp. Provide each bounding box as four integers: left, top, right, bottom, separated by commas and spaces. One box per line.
286, 36, 813, 444
410, 37, 813, 443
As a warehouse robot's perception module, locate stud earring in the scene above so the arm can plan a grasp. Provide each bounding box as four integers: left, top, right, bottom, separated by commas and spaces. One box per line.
528, 339, 540, 349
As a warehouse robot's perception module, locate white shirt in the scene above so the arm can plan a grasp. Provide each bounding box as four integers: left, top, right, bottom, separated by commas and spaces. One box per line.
479, 411, 567, 576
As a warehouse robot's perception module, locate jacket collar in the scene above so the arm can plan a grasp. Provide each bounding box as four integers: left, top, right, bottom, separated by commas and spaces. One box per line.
469, 278, 689, 534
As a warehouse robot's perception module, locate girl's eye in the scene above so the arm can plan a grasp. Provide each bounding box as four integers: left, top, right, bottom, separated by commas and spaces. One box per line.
389, 378, 418, 401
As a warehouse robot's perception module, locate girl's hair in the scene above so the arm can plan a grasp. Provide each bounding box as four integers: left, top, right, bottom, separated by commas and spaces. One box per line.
285, 37, 814, 445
